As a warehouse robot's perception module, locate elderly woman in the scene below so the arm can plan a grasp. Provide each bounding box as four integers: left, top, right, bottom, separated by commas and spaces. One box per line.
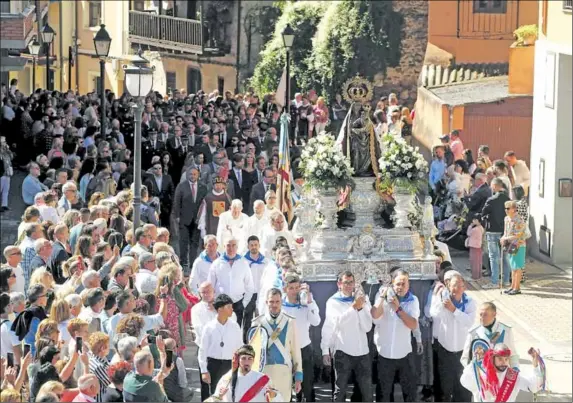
155, 264, 188, 352
501, 200, 527, 295
87, 332, 111, 402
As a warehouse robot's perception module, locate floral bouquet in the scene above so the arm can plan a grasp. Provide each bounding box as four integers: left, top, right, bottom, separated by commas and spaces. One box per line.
299, 133, 355, 190
378, 134, 428, 194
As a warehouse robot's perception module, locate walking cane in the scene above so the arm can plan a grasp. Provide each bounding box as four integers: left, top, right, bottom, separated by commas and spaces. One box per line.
499, 249, 503, 295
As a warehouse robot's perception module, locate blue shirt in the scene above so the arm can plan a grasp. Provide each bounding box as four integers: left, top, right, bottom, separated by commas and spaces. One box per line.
21, 174, 46, 205
429, 159, 446, 190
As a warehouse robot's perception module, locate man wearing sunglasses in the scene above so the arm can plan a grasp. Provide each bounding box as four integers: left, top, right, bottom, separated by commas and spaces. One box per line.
2, 245, 25, 294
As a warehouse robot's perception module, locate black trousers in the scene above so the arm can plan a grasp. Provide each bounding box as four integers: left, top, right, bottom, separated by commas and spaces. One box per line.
200, 357, 232, 401
433, 341, 443, 401
179, 221, 200, 276
233, 299, 245, 330
296, 344, 315, 402
378, 354, 417, 402
242, 294, 257, 343
333, 351, 372, 402
437, 343, 471, 402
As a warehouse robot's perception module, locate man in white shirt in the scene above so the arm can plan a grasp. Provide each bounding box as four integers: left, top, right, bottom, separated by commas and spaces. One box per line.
260, 210, 296, 257
216, 199, 249, 253
371, 269, 420, 402
430, 272, 476, 402
0, 293, 21, 365
504, 151, 531, 196
242, 235, 268, 342
2, 246, 25, 294
321, 270, 372, 402
189, 235, 220, 295
198, 294, 243, 400
135, 252, 158, 295
282, 273, 320, 402
245, 200, 269, 240
208, 237, 255, 329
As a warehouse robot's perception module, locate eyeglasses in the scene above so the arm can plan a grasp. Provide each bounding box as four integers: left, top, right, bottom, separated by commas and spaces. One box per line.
9, 274, 16, 278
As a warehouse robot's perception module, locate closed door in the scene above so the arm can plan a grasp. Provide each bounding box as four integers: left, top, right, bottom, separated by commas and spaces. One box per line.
187, 68, 201, 94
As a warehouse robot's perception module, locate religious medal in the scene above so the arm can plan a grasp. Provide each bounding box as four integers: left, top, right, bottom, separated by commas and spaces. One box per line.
270, 327, 282, 341
220, 341, 224, 347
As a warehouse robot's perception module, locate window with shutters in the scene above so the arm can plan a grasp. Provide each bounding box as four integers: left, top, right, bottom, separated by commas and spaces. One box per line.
89, 0, 102, 27
166, 72, 177, 93
473, 0, 507, 14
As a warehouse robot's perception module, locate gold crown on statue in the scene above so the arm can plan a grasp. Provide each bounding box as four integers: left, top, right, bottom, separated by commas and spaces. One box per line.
342, 76, 374, 104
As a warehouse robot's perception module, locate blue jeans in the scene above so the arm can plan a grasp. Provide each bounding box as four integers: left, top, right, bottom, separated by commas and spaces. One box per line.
486, 232, 511, 285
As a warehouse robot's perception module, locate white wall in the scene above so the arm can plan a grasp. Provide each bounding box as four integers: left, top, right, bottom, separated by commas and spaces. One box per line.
529, 39, 573, 266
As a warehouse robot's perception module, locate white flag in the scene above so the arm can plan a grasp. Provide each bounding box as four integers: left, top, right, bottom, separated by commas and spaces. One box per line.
275, 67, 287, 108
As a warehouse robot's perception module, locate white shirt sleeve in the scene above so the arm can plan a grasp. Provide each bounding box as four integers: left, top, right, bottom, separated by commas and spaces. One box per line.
176, 356, 188, 388
307, 301, 321, 327
143, 313, 165, 332
198, 324, 212, 373
242, 265, 255, 308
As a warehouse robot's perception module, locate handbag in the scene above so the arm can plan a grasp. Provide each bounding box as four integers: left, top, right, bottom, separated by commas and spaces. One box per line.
503, 240, 519, 255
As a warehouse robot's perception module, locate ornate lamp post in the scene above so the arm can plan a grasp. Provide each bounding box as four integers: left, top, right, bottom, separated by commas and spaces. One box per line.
28, 36, 41, 92
93, 24, 112, 138
122, 50, 154, 230
281, 23, 295, 114
40, 23, 55, 91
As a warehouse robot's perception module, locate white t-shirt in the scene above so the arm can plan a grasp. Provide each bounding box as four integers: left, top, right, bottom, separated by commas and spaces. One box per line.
0, 318, 19, 359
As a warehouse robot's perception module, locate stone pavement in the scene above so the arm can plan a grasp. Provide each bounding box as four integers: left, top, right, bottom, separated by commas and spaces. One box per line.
451, 249, 573, 402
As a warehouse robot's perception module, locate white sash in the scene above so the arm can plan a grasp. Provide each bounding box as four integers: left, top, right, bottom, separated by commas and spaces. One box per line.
261, 314, 291, 369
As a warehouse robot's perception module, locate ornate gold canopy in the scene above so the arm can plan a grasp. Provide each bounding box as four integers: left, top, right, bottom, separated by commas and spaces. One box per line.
342, 76, 374, 104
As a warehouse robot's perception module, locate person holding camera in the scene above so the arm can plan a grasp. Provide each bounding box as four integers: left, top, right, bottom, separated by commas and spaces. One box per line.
321, 270, 372, 402
281, 273, 320, 402
371, 269, 420, 402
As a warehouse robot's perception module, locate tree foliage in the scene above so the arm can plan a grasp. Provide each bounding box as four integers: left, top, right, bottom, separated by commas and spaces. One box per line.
249, 1, 329, 97
250, 0, 404, 102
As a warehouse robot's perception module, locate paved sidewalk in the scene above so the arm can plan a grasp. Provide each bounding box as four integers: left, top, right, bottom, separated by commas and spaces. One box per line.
452, 249, 573, 402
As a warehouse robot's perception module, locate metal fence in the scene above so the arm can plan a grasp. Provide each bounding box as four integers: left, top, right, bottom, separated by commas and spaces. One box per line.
128, 10, 203, 54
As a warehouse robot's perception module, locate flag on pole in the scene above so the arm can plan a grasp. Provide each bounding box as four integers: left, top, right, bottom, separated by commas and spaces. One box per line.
274, 67, 287, 108
276, 113, 293, 224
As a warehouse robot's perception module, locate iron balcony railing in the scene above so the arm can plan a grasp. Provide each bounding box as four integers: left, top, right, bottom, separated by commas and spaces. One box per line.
564, 0, 573, 11
128, 10, 203, 54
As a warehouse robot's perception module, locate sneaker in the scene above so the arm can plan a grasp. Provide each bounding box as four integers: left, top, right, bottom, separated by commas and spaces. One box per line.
503, 288, 513, 294
508, 289, 522, 295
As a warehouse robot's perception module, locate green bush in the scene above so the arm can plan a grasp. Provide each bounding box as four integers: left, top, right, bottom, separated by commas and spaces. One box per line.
249, 1, 329, 97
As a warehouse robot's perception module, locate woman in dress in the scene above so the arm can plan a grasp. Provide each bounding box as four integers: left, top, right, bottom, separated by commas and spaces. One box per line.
513, 185, 530, 283
501, 200, 527, 295
313, 96, 329, 137
155, 264, 187, 353
400, 107, 413, 144
161, 151, 173, 176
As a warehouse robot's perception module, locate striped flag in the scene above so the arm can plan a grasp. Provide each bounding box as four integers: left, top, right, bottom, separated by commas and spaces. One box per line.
276, 112, 293, 224
274, 67, 287, 108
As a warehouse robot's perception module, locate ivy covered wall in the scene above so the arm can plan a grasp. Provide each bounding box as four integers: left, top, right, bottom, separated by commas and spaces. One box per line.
249, 0, 429, 107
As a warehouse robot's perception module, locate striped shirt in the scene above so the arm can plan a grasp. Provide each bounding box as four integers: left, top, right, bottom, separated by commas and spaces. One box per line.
88, 351, 110, 402
21, 247, 36, 294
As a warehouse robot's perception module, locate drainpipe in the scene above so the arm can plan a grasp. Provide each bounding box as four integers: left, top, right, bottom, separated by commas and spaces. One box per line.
74, 1, 79, 92
235, 0, 241, 94
447, 105, 454, 134
59, 0, 63, 90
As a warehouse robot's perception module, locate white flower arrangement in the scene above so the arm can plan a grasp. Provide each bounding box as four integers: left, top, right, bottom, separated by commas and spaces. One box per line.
378, 134, 429, 193
299, 133, 355, 190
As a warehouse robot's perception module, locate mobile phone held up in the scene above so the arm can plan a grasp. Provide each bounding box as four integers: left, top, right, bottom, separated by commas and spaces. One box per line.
166, 350, 174, 368
6, 352, 14, 368
147, 334, 157, 344
23, 344, 31, 357
76, 336, 83, 353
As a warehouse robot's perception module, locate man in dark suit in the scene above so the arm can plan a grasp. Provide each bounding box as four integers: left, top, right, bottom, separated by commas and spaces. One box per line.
250, 167, 276, 205
47, 223, 71, 284
465, 172, 492, 223
229, 153, 251, 206
143, 129, 164, 169
173, 166, 207, 278
145, 161, 175, 228
166, 125, 187, 183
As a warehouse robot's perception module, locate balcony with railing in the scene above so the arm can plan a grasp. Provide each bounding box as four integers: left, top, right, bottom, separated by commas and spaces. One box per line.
128, 10, 203, 54
564, 0, 573, 11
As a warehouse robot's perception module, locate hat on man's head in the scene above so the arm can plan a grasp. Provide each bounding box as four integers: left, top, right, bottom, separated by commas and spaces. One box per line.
148, 129, 158, 135
213, 294, 234, 310
213, 176, 227, 185
200, 125, 211, 135
439, 134, 450, 142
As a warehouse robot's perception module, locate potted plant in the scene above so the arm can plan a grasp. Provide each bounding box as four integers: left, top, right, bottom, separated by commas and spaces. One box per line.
299, 133, 354, 229
378, 134, 428, 228
513, 24, 538, 47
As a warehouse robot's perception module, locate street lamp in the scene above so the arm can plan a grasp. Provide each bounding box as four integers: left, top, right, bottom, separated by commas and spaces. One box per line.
41, 23, 55, 91
123, 49, 154, 230
93, 24, 112, 139
28, 36, 41, 92
281, 23, 294, 114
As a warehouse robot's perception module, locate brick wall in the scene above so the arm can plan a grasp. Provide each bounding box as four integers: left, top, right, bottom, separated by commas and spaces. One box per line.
0, 10, 35, 42
373, 0, 428, 108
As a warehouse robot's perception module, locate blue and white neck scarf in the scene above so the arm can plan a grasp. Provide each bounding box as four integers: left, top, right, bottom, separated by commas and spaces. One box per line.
282, 297, 302, 309
451, 293, 469, 312
244, 252, 265, 265
200, 251, 219, 263
222, 253, 242, 263
332, 292, 354, 303
398, 290, 415, 304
